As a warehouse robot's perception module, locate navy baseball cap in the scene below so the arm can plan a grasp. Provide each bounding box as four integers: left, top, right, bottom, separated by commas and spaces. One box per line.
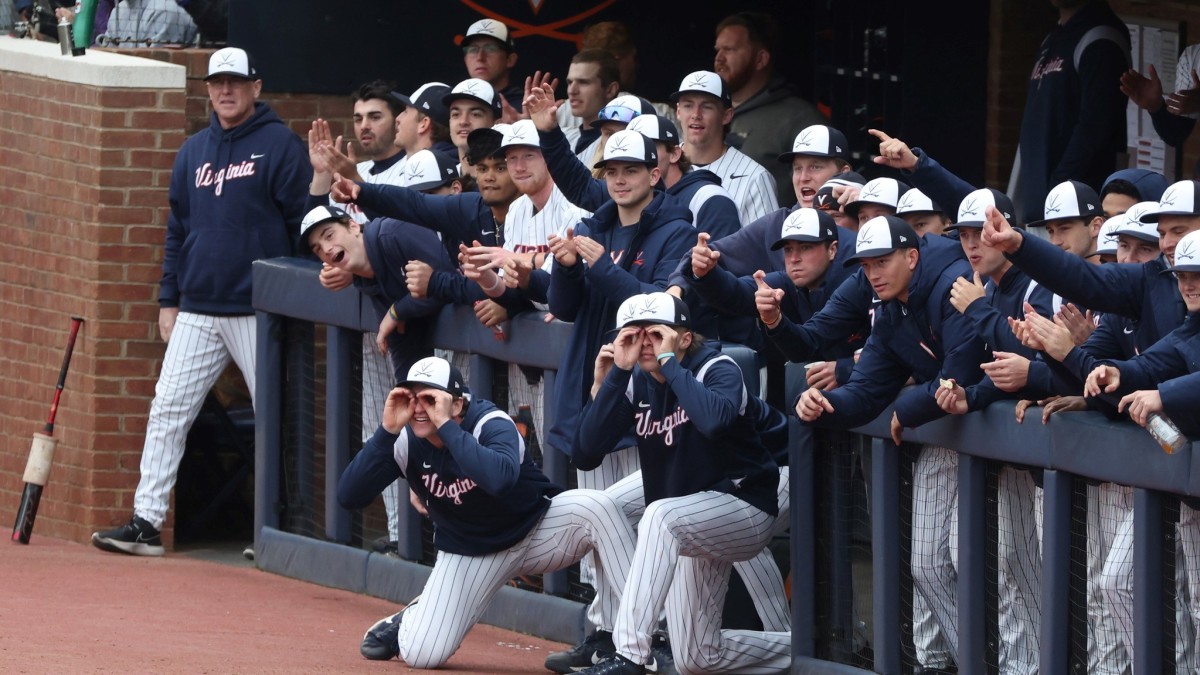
443, 78, 502, 119
299, 205, 351, 247
399, 356, 467, 397
844, 178, 911, 219
1027, 180, 1103, 227
950, 187, 1016, 229
846, 215, 919, 266
670, 70, 733, 108
615, 292, 691, 330
393, 82, 452, 127
778, 125, 851, 164
770, 208, 838, 249
1103, 168, 1170, 202
466, 123, 511, 160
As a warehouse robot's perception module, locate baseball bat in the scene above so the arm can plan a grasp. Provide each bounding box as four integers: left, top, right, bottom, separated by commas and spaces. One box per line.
12, 316, 84, 544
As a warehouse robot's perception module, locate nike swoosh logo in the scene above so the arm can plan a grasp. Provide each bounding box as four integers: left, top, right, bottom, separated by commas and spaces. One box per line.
637, 402, 651, 408
480, 230, 495, 236
1123, 326, 1133, 334
646, 657, 660, 672
422, 462, 432, 468
251, 153, 265, 159
729, 174, 748, 180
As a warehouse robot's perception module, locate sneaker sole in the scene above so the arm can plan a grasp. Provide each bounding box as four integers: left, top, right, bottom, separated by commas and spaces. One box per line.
91, 533, 165, 557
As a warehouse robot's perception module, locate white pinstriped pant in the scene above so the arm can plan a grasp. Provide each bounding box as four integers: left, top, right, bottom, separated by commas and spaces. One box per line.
911, 444, 959, 668
997, 467, 1041, 675
361, 334, 404, 541
395, 489, 635, 668
577, 446, 642, 619
606, 467, 793, 633
133, 312, 256, 529
608, 488, 791, 674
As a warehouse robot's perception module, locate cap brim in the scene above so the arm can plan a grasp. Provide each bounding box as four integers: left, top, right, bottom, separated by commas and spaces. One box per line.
406, 178, 452, 192
844, 246, 897, 267
594, 155, 655, 169
1140, 210, 1200, 223
1109, 227, 1160, 243
770, 235, 828, 250
396, 379, 461, 396
946, 221, 984, 230
205, 71, 255, 81
777, 150, 838, 163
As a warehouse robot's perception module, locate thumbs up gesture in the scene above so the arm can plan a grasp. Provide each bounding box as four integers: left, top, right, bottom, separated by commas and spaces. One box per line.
753, 270, 785, 328
949, 271, 986, 314
690, 232, 721, 279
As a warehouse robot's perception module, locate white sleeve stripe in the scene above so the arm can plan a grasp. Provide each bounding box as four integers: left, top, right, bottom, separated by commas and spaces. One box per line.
472, 410, 526, 462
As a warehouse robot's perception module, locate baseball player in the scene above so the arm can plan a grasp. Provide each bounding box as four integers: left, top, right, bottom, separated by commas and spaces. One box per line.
342, 357, 636, 668
797, 216, 991, 673
671, 70, 778, 225
843, 176, 911, 227
572, 292, 790, 675
560, 49, 623, 161
986, 180, 1200, 672
896, 188, 951, 237
91, 47, 310, 556
577, 94, 658, 173
444, 77, 501, 170
868, 129, 976, 218
1099, 168, 1169, 218
305, 81, 412, 558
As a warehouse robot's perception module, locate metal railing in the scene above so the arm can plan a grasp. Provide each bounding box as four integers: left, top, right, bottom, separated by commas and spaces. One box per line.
250, 256, 1196, 674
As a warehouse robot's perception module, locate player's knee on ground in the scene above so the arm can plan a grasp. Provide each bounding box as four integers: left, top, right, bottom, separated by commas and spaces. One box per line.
399, 634, 457, 669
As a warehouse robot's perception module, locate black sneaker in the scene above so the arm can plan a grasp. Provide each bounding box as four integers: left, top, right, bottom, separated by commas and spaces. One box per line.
360, 597, 418, 661
646, 633, 677, 675
242, 545, 255, 561
577, 653, 646, 675
91, 516, 165, 557
544, 629, 615, 673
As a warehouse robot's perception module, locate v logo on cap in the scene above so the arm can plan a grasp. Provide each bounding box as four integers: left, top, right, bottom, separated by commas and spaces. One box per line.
609, 137, 630, 153
1045, 194, 1061, 215
796, 129, 815, 149
960, 197, 980, 217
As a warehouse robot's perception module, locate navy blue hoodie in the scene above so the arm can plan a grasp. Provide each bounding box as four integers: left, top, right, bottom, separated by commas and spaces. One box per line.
162, 102, 310, 314
1014, 1, 1130, 223
337, 398, 561, 556
576, 347, 779, 516
1099, 312, 1200, 435
1005, 233, 1189, 353
812, 236, 988, 428
354, 218, 456, 378
547, 192, 694, 457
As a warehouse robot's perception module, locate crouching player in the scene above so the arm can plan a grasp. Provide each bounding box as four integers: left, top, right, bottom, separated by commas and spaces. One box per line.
340, 357, 636, 668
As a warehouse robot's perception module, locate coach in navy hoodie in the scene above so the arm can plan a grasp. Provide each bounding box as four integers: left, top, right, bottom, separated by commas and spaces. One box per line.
547, 131, 693, 471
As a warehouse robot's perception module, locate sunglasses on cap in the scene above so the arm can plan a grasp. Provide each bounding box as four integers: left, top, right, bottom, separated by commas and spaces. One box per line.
596, 105, 639, 125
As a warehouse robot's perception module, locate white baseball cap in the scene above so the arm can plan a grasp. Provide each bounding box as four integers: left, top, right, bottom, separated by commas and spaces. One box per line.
443, 78, 501, 118
844, 178, 910, 218
669, 70, 732, 108
848, 215, 918, 265
593, 129, 658, 169
1167, 229, 1200, 272
1140, 180, 1200, 223
615, 292, 691, 329
778, 125, 851, 163
206, 47, 256, 80
500, 119, 540, 149
402, 150, 460, 192
770, 208, 838, 249
463, 18, 514, 50
299, 205, 351, 247
398, 356, 466, 397
627, 114, 679, 144
1110, 201, 1161, 243
896, 188, 944, 215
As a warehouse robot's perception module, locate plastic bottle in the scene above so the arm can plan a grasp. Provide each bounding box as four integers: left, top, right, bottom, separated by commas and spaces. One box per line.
1146, 412, 1189, 454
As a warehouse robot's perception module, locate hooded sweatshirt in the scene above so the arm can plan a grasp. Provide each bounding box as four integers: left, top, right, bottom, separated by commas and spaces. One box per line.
547, 192, 694, 457
161, 102, 310, 314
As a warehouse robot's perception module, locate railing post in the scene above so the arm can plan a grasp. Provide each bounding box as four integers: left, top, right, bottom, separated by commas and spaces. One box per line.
790, 420, 816, 660
958, 452, 987, 674
1039, 469, 1071, 672
1133, 488, 1164, 675
872, 436, 902, 674
325, 325, 354, 543
254, 310, 284, 547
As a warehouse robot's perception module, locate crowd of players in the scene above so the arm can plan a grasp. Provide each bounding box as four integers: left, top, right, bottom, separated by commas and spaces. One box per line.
83, 8, 1200, 675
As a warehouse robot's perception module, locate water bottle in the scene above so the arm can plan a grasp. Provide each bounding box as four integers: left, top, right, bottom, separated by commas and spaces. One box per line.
1146, 412, 1189, 454
57, 16, 72, 56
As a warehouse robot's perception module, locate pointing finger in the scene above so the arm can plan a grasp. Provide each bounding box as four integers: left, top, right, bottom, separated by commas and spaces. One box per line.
867, 128, 893, 143
753, 270, 769, 290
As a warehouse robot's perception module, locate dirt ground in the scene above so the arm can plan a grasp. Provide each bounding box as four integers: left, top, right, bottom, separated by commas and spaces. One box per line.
0, 536, 567, 673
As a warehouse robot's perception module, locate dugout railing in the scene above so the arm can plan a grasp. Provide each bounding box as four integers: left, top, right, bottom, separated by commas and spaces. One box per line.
250, 256, 1195, 675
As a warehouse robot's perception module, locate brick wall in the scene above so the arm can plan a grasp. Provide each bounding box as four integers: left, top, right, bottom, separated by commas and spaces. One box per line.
0, 44, 347, 548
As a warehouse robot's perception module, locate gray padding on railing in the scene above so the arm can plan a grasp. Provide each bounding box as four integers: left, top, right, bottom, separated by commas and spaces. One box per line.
784, 362, 1195, 495
257, 527, 369, 594
791, 657, 877, 674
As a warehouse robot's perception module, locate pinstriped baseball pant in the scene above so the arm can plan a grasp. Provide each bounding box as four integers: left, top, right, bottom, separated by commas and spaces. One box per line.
133, 312, 256, 529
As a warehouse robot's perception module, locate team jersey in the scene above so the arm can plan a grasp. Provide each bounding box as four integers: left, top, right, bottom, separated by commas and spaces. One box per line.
692, 145, 778, 226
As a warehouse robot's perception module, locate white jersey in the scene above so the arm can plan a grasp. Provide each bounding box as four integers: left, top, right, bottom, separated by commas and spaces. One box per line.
1174, 44, 1200, 120
336, 155, 409, 224
503, 185, 590, 310
695, 145, 778, 225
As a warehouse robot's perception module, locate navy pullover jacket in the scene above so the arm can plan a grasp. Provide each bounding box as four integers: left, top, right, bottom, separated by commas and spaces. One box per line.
547, 193, 694, 457
811, 236, 989, 429
337, 398, 561, 556
1100, 312, 1200, 436
162, 102, 310, 314
1006, 233, 1189, 353
576, 347, 779, 516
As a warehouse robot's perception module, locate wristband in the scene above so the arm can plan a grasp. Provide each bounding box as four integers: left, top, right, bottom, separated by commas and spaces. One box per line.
388, 305, 400, 321
657, 352, 675, 363
483, 274, 504, 294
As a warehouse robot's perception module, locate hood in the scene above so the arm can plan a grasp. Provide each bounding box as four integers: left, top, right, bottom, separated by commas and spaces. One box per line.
734, 75, 800, 116
669, 168, 724, 195
904, 232, 967, 308
582, 190, 693, 235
